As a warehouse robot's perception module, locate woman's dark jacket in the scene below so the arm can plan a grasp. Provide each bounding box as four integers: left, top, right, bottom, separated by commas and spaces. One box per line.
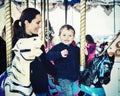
30, 45, 57, 94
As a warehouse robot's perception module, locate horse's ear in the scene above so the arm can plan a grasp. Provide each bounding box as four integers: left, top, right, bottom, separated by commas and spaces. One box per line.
12, 40, 21, 57
108, 51, 114, 57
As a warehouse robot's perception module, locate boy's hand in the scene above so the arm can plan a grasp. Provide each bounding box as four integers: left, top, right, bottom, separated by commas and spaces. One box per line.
61, 49, 68, 58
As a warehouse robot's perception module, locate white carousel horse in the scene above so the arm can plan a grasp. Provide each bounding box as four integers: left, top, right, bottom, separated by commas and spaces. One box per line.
4, 36, 43, 96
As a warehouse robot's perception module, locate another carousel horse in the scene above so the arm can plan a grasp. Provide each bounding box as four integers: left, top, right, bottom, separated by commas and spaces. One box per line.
80, 51, 115, 96
79, 38, 117, 96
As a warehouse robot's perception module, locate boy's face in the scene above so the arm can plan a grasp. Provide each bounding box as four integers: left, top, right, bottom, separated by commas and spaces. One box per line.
60, 28, 74, 45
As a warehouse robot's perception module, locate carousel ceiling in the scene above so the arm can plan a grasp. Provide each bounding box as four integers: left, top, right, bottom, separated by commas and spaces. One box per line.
1, 0, 120, 7
44, 0, 120, 16
0, 0, 120, 15
48, 0, 120, 16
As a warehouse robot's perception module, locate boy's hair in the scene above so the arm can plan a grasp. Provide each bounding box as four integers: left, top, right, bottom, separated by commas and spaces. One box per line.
59, 24, 75, 36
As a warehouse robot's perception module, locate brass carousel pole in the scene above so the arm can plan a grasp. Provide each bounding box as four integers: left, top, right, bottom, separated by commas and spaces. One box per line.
80, 0, 86, 72
5, 0, 12, 67
24, 0, 29, 8
41, 0, 45, 44
46, 0, 50, 50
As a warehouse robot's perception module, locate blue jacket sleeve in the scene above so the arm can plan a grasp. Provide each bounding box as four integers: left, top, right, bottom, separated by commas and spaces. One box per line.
46, 47, 62, 61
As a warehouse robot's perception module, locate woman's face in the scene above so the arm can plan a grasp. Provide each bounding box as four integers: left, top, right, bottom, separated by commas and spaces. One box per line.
25, 14, 42, 35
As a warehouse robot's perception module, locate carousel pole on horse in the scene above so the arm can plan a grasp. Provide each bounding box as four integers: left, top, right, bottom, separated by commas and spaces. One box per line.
99, 32, 120, 57
80, 0, 86, 72
46, 0, 50, 50
0, 1, 12, 96
25, 0, 29, 8
41, 0, 45, 44
5, 0, 29, 68
79, 0, 87, 95
5, 0, 12, 67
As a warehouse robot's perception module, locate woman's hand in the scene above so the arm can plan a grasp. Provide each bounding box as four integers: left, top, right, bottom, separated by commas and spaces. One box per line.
84, 47, 88, 55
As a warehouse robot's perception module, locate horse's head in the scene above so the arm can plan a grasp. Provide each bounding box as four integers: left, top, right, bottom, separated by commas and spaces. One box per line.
12, 37, 43, 61
99, 53, 115, 85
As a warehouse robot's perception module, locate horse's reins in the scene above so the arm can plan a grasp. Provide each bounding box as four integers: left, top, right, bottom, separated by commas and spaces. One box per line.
99, 32, 120, 56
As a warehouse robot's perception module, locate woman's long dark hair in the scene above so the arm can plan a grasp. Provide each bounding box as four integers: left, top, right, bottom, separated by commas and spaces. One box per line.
86, 34, 95, 44
12, 8, 40, 47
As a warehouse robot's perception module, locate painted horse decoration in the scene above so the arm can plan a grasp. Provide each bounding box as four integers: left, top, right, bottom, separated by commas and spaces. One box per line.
79, 32, 120, 96
1, 36, 43, 96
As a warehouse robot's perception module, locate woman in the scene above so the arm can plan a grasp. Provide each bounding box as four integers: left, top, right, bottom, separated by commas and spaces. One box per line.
84, 34, 96, 66
4, 8, 56, 96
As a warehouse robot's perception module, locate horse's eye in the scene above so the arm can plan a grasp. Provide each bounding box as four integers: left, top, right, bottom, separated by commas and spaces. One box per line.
33, 38, 36, 41
105, 64, 109, 68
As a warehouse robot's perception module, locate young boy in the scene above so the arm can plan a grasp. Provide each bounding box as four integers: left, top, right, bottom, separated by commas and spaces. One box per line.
47, 24, 80, 96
